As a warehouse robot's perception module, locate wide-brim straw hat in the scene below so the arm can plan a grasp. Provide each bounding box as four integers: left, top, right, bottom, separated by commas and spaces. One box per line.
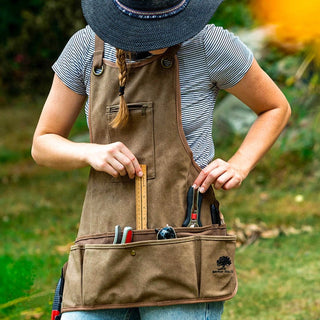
81, 0, 224, 52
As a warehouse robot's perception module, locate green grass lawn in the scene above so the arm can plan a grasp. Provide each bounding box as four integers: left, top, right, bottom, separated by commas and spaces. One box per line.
0, 98, 319, 319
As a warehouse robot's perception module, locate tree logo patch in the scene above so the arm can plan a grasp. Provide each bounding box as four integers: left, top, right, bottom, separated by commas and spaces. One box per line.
212, 256, 233, 274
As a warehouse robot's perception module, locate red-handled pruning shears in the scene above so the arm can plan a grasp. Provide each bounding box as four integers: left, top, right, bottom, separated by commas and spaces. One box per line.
113, 225, 133, 244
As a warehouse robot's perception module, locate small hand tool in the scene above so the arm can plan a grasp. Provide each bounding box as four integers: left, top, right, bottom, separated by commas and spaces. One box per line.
51, 267, 64, 320
210, 203, 221, 225
113, 225, 122, 244
182, 186, 203, 227
155, 225, 177, 240
113, 225, 133, 244
121, 226, 133, 244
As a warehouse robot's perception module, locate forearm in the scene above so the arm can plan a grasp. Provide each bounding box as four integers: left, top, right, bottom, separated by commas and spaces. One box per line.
228, 104, 291, 178
32, 133, 143, 178
32, 133, 91, 170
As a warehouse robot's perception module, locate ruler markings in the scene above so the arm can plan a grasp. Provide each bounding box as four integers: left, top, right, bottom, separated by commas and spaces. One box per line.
135, 164, 147, 230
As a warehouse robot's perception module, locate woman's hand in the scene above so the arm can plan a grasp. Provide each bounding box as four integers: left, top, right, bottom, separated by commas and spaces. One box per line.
86, 141, 143, 179
193, 158, 246, 193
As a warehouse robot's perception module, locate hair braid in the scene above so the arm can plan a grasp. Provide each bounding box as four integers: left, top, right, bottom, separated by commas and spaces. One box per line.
110, 48, 129, 128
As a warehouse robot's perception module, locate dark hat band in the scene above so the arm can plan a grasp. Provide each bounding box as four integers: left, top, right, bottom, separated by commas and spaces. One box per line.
82, 0, 224, 51
113, 0, 190, 19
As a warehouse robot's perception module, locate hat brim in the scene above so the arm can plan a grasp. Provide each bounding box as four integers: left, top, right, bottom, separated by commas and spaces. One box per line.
81, 0, 224, 52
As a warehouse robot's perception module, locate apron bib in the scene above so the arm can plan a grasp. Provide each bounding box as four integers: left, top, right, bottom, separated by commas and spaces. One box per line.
62, 36, 237, 312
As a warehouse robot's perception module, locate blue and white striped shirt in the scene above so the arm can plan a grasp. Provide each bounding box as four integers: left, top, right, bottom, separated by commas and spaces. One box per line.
53, 24, 253, 168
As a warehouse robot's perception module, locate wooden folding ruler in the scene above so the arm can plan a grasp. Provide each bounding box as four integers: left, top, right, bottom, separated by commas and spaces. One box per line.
135, 164, 147, 230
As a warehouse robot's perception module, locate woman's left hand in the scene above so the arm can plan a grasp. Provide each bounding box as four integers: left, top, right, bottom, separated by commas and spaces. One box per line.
193, 158, 246, 193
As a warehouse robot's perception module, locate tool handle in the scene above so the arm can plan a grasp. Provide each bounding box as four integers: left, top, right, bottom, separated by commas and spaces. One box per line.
210, 204, 221, 225
51, 268, 64, 320
121, 226, 133, 244
182, 187, 203, 227
113, 225, 121, 244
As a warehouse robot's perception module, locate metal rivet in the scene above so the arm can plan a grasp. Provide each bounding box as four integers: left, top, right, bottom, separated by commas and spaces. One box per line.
131, 250, 136, 256
93, 65, 104, 76
161, 58, 173, 69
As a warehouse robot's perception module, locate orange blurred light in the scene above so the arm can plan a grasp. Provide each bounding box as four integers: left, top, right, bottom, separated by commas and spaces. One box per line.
252, 0, 320, 49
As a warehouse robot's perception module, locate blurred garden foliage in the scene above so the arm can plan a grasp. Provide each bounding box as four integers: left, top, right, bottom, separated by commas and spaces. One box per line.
1, 0, 319, 99
0, 0, 85, 95
214, 0, 320, 179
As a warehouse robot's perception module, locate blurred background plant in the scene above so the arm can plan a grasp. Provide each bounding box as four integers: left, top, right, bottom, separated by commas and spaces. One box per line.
0, 0, 85, 96
212, 0, 320, 191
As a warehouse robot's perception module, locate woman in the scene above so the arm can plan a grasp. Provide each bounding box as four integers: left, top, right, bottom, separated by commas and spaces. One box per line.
32, 0, 291, 319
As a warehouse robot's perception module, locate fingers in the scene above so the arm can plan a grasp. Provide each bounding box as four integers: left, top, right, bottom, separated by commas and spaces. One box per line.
108, 142, 142, 179
88, 142, 143, 179
117, 143, 142, 178
101, 162, 121, 178
193, 158, 243, 193
192, 159, 223, 190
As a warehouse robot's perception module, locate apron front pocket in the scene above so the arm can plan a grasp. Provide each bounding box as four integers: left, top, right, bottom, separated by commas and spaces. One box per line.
82, 238, 198, 306
199, 235, 237, 300
62, 246, 84, 308
62, 233, 237, 311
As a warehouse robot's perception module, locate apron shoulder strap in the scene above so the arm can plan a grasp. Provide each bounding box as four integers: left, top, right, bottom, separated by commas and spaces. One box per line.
92, 34, 105, 72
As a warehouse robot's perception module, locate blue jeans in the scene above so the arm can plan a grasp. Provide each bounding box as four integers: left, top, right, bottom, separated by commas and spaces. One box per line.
61, 302, 224, 320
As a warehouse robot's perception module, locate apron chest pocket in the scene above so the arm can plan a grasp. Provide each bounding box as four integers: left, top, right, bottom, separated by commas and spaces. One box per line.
62, 234, 237, 310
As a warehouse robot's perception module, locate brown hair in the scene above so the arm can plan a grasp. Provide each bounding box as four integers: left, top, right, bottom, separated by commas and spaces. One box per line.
110, 48, 130, 128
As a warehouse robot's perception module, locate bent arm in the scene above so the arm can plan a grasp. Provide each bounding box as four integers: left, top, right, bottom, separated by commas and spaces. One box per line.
225, 58, 291, 176
32, 74, 88, 169
32, 74, 142, 178
194, 58, 291, 191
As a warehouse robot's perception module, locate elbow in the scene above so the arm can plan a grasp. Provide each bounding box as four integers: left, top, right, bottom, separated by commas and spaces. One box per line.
31, 138, 44, 166
283, 101, 291, 126
31, 143, 39, 165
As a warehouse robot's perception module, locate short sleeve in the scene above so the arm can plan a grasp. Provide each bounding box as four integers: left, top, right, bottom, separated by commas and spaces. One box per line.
52, 26, 92, 95
203, 25, 253, 89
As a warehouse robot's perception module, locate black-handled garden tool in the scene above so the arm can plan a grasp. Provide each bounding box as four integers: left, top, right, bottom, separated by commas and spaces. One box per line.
210, 203, 221, 225
51, 267, 64, 320
182, 186, 203, 227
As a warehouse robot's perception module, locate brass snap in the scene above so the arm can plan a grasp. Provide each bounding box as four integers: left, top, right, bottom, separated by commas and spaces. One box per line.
161, 58, 173, 69
93, 65, 104, 76
130, 250, 136, 256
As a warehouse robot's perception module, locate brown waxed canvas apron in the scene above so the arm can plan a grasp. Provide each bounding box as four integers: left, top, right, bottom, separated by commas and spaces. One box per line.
61, 36, 237, 312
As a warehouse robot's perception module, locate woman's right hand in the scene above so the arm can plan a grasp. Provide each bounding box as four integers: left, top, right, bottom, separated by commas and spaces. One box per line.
86, 141, 143, 179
